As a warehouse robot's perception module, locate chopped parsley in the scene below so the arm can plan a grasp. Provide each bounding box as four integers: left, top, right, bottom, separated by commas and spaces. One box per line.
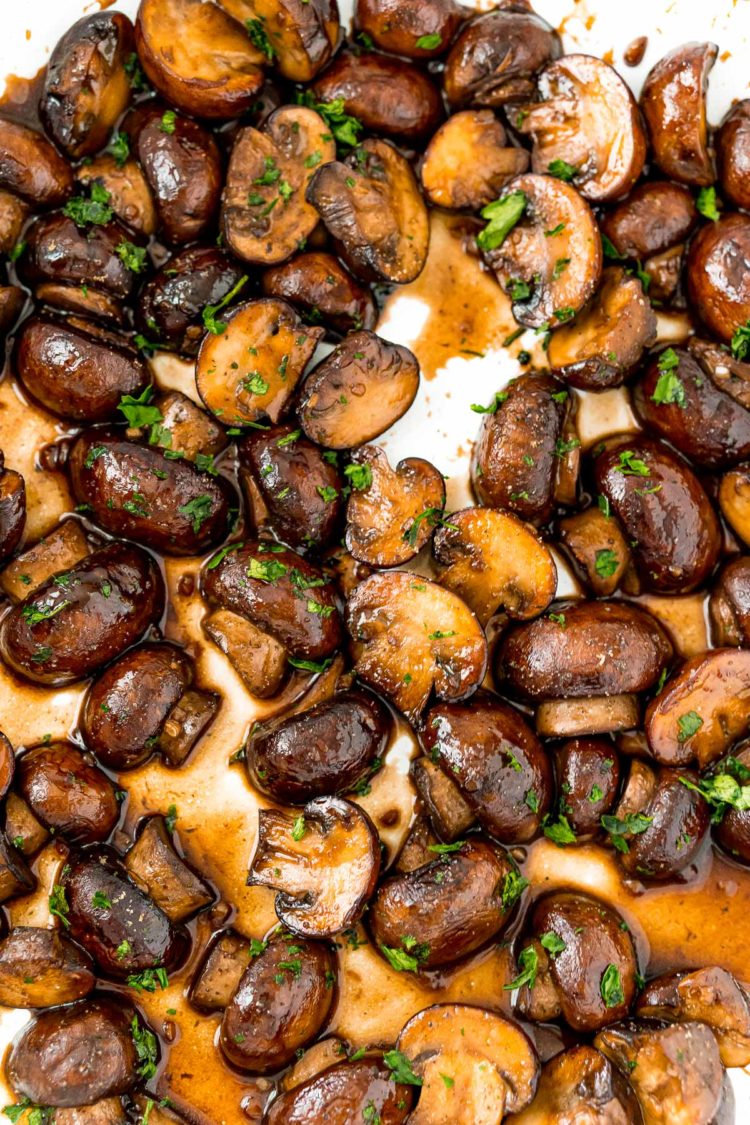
501, 868, 529, 910
503, 945, 538, 991
116, 240, 148, 273
677, 710, 703, 743
48, 884, 70, 928
383, 1049, 423, 1086
295, 92, 363, 147
127, 967, 169, 992
696, 185, 720, 221
540, 932, 566, 956
547, 159, 578, 182
202, 275, 249, 335
415, 33, 442, 49
344, 463, 373, 491
131, 1015, 159, 1079
600, 963, 625, 1008
613, 449, 650, 477
245, 17, 276, 59
476, 190, 527, 253
600, 812, 653, 853
63, 182, 113, 227
594, 549, 619, 578
178, 495, 214, 533
118, 385, 162, 429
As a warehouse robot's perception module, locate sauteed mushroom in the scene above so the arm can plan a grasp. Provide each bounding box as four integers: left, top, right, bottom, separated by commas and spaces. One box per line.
640, 42, 717, 186
421, 109, 529, 211
262, 252, 377, 335
636, 966, 750, 1068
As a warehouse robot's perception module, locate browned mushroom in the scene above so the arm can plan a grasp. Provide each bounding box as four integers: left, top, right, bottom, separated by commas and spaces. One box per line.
553, 738, 620, 839
410, 757, 476, 843
714, 748, 750, 865
77, 154, 157, 238
0, 730, 14, 800
0, 519, 89, 603
17, 742, 119, 845
4, 795, 50, 860
517, 54, 646, 202
306, 138, 429, 283
248, 796, 380, 937
396, 1004, 539, 1122
600, 181, 698, 261
189, 928, 250, 1012
421, 109, 529, 211
346, 571, 487, 719
640, 43, 717, 186
547, 267, 656, 390
196, 298, 324, 427
135, 0, 265, 118
125, 816, 213, 922
558, 506, 632, 597
344, 445, 445, 568
636, 966, 750, 1068
0, 452, 25, 564
222, 106, 336, 266
0, 119, 74, 207
265, 1058, 414, 1123
202, 608, 289, 699
717, 99, 750, 210
709, 557, 750, 646
0, 286, 24, 344
0, 832, 36, 903
152, 390, 228, 464
18, 213, 138, 307
356, 0, 463, 59
262, 252, 377, 335
719, 463, 750, 547
686, 212, 750, 345
0, 928, 94, 1009
0, 190, 29, 256
298, 331, 420, 449
515, 1047, 643, 1123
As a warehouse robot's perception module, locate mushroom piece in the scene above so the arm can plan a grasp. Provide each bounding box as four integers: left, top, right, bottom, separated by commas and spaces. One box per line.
517, 892, 639, 1033
421, 693, 553, 843
18, 213, 138, 306
17, 742, 119, 845
248, 796, 380, 938
709, 557, 750, 646
0, 453, 26, 564
125, 816, 213, 923
202, 609, 289, 699
600, 181, 698, 262
0, 927, 94, 1009
222, 107, 336, 266
135, 0, 265, 118
479, 173, 602, 330
40, 12, 134, 160
0, 519, 89, 603
345, 445, 446, 567
196, 298, 324, 428
713, 748, 750, 866
640, 43, 717, 186
498, 601, 672, 736
77, 155, 157, 238
410, 757, 476, 843
262, 251, 377, 336
218, 0, 339, 81
189, 928, 250, 1013
0, 286, 24, 346
311, 50, 443, 142
369, 839, 517, 970
346, 571, 487, 720
547, 267, 656, 391
153, 390, 228, 464
594, 1019, 728, 1125
0, 832, 36, 903
356, 0, 464, 59
554, 738, 620, 840
517, 54, 646, 202
0, 730, 14, 799
246, 689, 389, 804
53, 1099, 128, 1124
0, 190, 29, 256
636, 966, 750, 1068
558, 506, 631, 597
645, 648, 750, 768
513, 1045, 643, 1124
433, 506, 557, 626
5, 794, 50, 860
0, 119, 74, 207
265, 1058, 414, 1124
306, 138, 429, 283
443, 7, 561, 107
298, 331, 420, 450
719, 463, 750, 548
594, 436, 721, 594
717, 99, 750, 211
421, 109, 529, 211
396, 1004, 539, 1123
686, 213, 750, 345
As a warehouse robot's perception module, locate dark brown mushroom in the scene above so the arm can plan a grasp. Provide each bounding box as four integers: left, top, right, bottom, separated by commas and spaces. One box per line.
554, 738, 620, 839
0, 286, 24, 344
719, 462, 750, 548
0, 927, 94, 1009
18, 212, 138, 305
152, 390, 228, 464
686, 212, 750, 345
0, 832, 36, 903
600, 181, 698, 261
17, 742, 119, 845
248, 796, 380, 938
202, 608, 289, 699
77, 155, 157, 238
714, 747, 750, 866
421, 108, 529, 212
189, 928, 250, 1013
717, 99, 750, 211
0, 119, 74, 207
218, 0, 340, 81
262, 251, 377, 336
640, 42, 717, 186
709, 557, 750, 646
558, 506, 631, 597
356, 0, 464, 59
0, 190, 29, 255
636, 966, 750, 1068
508, 1045, 643, 1124
410, 757, 476, 844
0, 730, 14, 800
0, 452, 26, 563
125, 815, 213, 922
0, 520, 89, 603
4, 795, 50, 860
265, 1058, 414, 1124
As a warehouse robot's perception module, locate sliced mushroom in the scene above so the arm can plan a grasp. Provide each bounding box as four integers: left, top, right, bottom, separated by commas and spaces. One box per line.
125, 816, 213, 923
158, 687, 221, 768
306, 138, 429, 283
481, 173, 602, 330
640, 43, 717, 186
410, 757, 476, 843
262, 251, 377, 336
248, 796, 380, 938
0, 927, 94, 1009
40, 12, 134, 160
189, 928, 250, 1012
77, 155, 157, 238
369, 838, 516, 969
397, 1004, 539, 1123
554, 738, 620, 839
345, 445, 445, 567
444, 7, 561, 107
719, 463, 750, 547
645, 648, 750, 768
422, 693, 553, 843
5, 794, 50, 859
346, 571, 487, 720
594, 1019, 727, 1125
222, 106, 336, 266
594, 436, 721, 593
196, 298, 324, 427
421, 109, 529, 211
517, 54, 646, 202
608, 767, 710, 880
508, 1044, 644, 1124
433, 506, 556, 626
686, 213, 750, 345
547, 267, 656, 390
298, 331, 420, 449
203, 608, 288, 699
558, 506, 631, 597
219, 0, 339, 81
312, 50, 443, 141
0, 453, 25, 564
0, 119, 74, 207
636, 967, 750, 1068
717, 99, 750, 211
265, 1058, 414, 1124
17, 742, 119, 845
135, 0, 265, 118
600, 181, 698, 261
709, 557, 750, 646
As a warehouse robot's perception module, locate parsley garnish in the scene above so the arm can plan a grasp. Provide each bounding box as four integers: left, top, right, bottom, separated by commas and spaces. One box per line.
118, 385, 162, 429
295, 92, 363, 147
594, 549, 619, 578
178, 495, 214, 533
202, 275, 249, 335
600, 812, 653, 853
131, 1015, 159, 1079
63, 182, 113, 227
600, 963, 625, 1007
696, 185, 719, 221
116, 241, 148, 274
127, 967, 169, 992
547, 159, 578, 182
246, 17, 276, 59
344, 463, 373, 490
503, 945, 538, 991
49, 884, 70, 927
476, 190, 526, 253
677, 710, 703, 743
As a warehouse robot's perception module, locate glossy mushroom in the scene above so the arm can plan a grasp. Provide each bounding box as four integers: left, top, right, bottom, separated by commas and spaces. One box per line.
640, 42, 717, 186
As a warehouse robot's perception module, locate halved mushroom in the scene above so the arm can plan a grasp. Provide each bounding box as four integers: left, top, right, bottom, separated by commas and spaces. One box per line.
369, 838, 516, 970
594, 1019, 728, 1125
298, 331, 420, 449
312, 50, 443, 141
189, 928, 250, 1012
558, 506, 631, 597
396, 1004, 539, 1123
0, 453, 25, 564
645, 648, 750, 768
18, 742, 119, 845
516, 1047, 644, 1124
709, 557, 750, 647
0, 119, 74, 207
443, 7, 561, 107
594, 436, 721, 594
77, 155, 157, 238
481, 174, 602, 330
345, 445, 445, 567
356, 0, 464, 59
636, 967, 750, 1068
421, 109, 529, 211
719, 463, 750, 548
125, 816, 213, 922
262, 251, 377, 336
222, 106, 336, 266
40, 11, 134, 160
641, 245, 685, 307
600, 181, 698, 261
547, 267, 656, 390
152, 390, 228, 464
433, 506, 556, 626
203, 609, 288, 698
422, 692, 553, 843
640, 43, 717, 186
265, 1058, 414, 1124
196, 298, 324, 427
218, 0, 339, 81
686, 213, 750, 345
346, 571, 487, 720
135, 0, 265, 118
517, 54, 646, 202
554, 738, 620, 839
0, 190, 29, 255
306, 138, 429, 283
0, 927, 94, 1009
411, 757, 476, 843
717, 99, 750, 211
248, 796, 380, 937
498, 601, 672, 737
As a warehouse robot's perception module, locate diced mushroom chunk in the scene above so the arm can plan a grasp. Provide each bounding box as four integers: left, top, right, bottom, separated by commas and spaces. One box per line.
0, 520, 89, 603
636, 966, 750, 1068
218, 0, 339, 81
558, 507, 631, 597
411, 756, 476, 843
189, 929, 250, 1013
125, 816, 213, 922
640, 43, 717, 186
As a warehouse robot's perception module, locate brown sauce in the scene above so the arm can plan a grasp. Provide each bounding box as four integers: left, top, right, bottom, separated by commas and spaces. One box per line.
0, 67, 46, 130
